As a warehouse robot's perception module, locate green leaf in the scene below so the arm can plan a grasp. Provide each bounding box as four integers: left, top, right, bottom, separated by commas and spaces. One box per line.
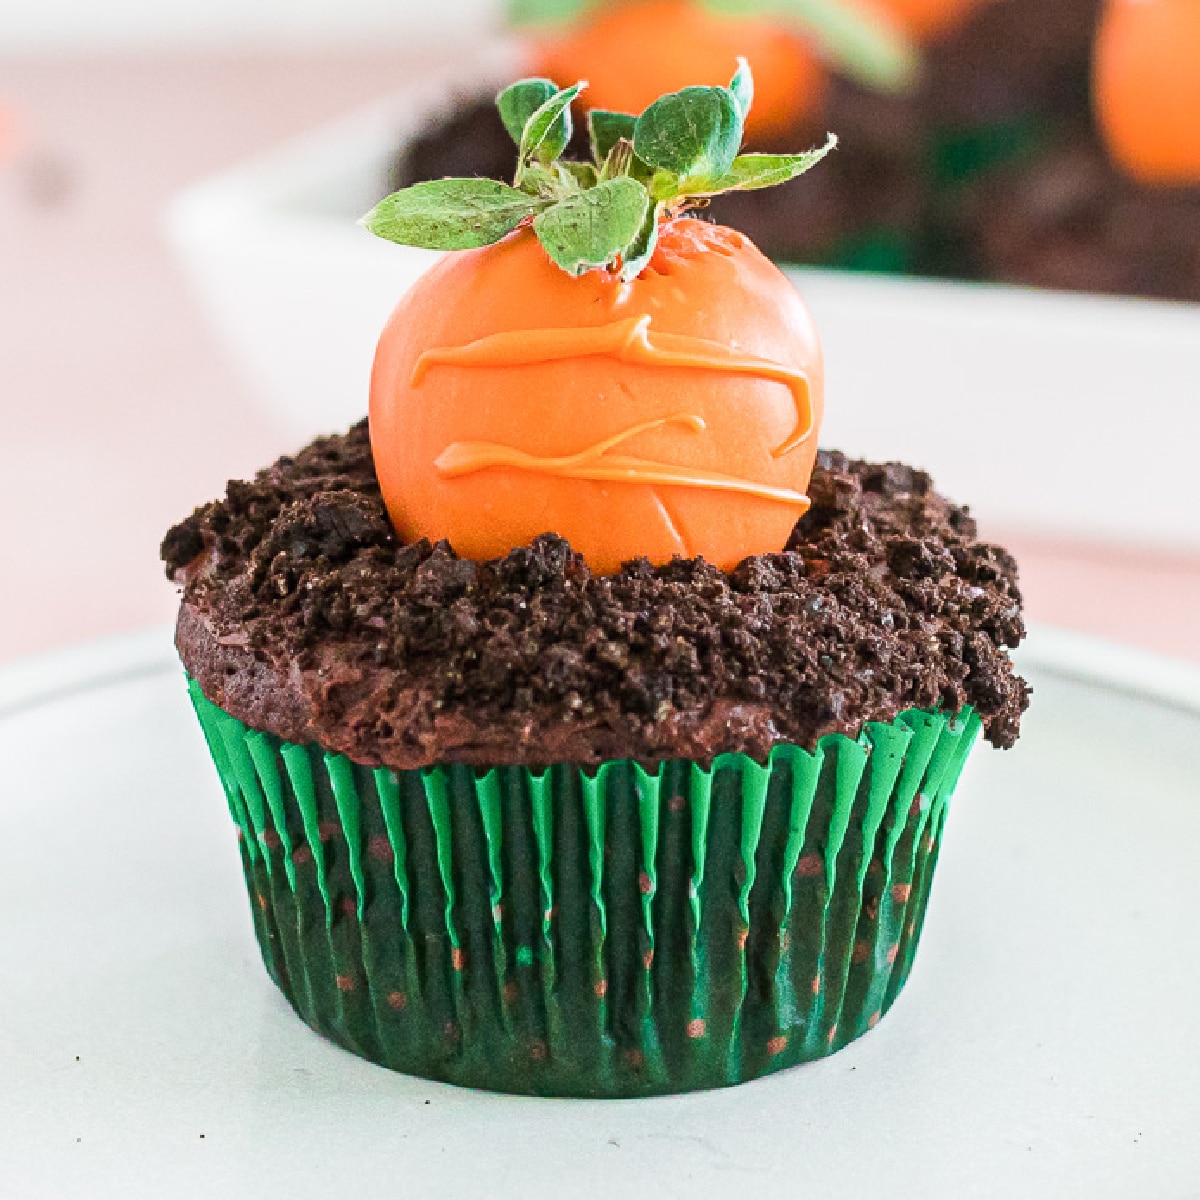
588, 109, 638, 164
361, 179, 548, 250
618, 200, 663, 282
532, 176, 650, 275
507, 0, 595, 29
690, 134, 838, 195
704, 0, 920, 94
497, 78, 558, 147
561, 160, 600, 190
599, 138, 634, 182
519, 163, 563, 198
633, 85, 743, 186
520, 81, 585, 166
648, 167, 682, 202
729, 58, 754, 121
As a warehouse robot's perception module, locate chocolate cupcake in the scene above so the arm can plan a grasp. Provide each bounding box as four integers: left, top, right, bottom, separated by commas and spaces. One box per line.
165, 71, 1028, 1096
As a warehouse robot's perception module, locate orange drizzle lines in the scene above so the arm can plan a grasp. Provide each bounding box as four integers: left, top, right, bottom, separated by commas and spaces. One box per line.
411, 313, 814, 458
433, 413, 811, 509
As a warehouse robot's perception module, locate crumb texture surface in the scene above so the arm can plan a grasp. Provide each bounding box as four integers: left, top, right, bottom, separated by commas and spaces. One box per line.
164, 422, 1028, 768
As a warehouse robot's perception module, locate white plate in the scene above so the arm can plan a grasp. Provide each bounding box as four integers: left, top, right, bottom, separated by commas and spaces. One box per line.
164, 44, 1200, 552
2, 625, 1199, 1199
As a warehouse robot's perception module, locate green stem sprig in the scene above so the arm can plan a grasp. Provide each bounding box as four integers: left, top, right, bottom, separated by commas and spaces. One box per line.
361, 62, 835, 281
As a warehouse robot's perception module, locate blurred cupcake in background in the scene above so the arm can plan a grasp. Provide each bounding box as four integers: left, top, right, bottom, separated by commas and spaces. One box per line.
391, 0, 1200, 300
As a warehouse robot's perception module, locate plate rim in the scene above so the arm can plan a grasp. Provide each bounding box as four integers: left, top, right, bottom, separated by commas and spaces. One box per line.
3, 623, 1199, 1198
2, 623, 1198, 724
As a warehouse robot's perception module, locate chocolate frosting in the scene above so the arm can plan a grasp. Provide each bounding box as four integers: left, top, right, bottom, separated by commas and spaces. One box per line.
163, 422, 1028, 770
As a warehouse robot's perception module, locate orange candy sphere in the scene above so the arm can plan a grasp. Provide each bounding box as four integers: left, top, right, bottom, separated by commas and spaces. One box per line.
1094, 0, 1200, 185
369, 220, 824, 574
864, 0, 990, 40
533, 0, 827, 139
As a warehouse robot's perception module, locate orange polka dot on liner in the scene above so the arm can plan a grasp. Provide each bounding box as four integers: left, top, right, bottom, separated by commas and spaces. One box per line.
797, 853, 823, 878
368, 834, 394, 863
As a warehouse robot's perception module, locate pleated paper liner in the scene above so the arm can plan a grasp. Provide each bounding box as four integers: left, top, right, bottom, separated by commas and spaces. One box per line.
188, 679, 981, 1098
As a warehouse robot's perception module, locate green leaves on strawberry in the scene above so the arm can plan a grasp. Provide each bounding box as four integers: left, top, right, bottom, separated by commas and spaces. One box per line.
533, 176, 650, 274
517, 80, 586, 168
632, 85, 743, 186
361, 61, 836, 281
588, 109, 637, 164
496, 78, 559, 146
364, 178, 551, 250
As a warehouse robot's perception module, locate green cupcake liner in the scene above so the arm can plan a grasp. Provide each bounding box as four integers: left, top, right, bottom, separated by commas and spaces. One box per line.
187, 679, 981, 1097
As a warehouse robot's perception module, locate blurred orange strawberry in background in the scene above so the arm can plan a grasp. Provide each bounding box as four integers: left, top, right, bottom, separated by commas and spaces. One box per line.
866, 0, 991, 40
1093, 0, 1200, 184
522, 0, 918, 138
534, 0, 828, 138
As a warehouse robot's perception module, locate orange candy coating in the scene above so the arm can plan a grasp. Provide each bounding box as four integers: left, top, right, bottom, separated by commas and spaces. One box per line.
369, 220, 824, 575
1094, 0, 1200, 185
532, 0, 827, 139
863, 0, 990, 40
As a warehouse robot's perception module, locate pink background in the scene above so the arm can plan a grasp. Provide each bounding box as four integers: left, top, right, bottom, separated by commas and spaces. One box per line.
2, 53, 1198, 667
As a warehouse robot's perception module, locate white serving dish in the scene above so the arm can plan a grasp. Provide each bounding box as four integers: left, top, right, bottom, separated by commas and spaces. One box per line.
165, 43, 1200, 552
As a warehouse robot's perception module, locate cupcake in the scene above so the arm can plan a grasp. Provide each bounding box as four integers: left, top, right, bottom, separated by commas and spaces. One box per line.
163, 67, 1028, 1097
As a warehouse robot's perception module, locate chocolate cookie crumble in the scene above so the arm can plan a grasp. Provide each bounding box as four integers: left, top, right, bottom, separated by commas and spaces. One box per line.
164, 422, 1028, 768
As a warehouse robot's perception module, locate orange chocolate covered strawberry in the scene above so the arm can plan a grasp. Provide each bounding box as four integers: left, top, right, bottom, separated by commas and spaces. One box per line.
534, 0, 827, 138
1094, 0, 1200, 185
362, 66, 835, 573
867, 0, 991, 40
520, 0, 918, 134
